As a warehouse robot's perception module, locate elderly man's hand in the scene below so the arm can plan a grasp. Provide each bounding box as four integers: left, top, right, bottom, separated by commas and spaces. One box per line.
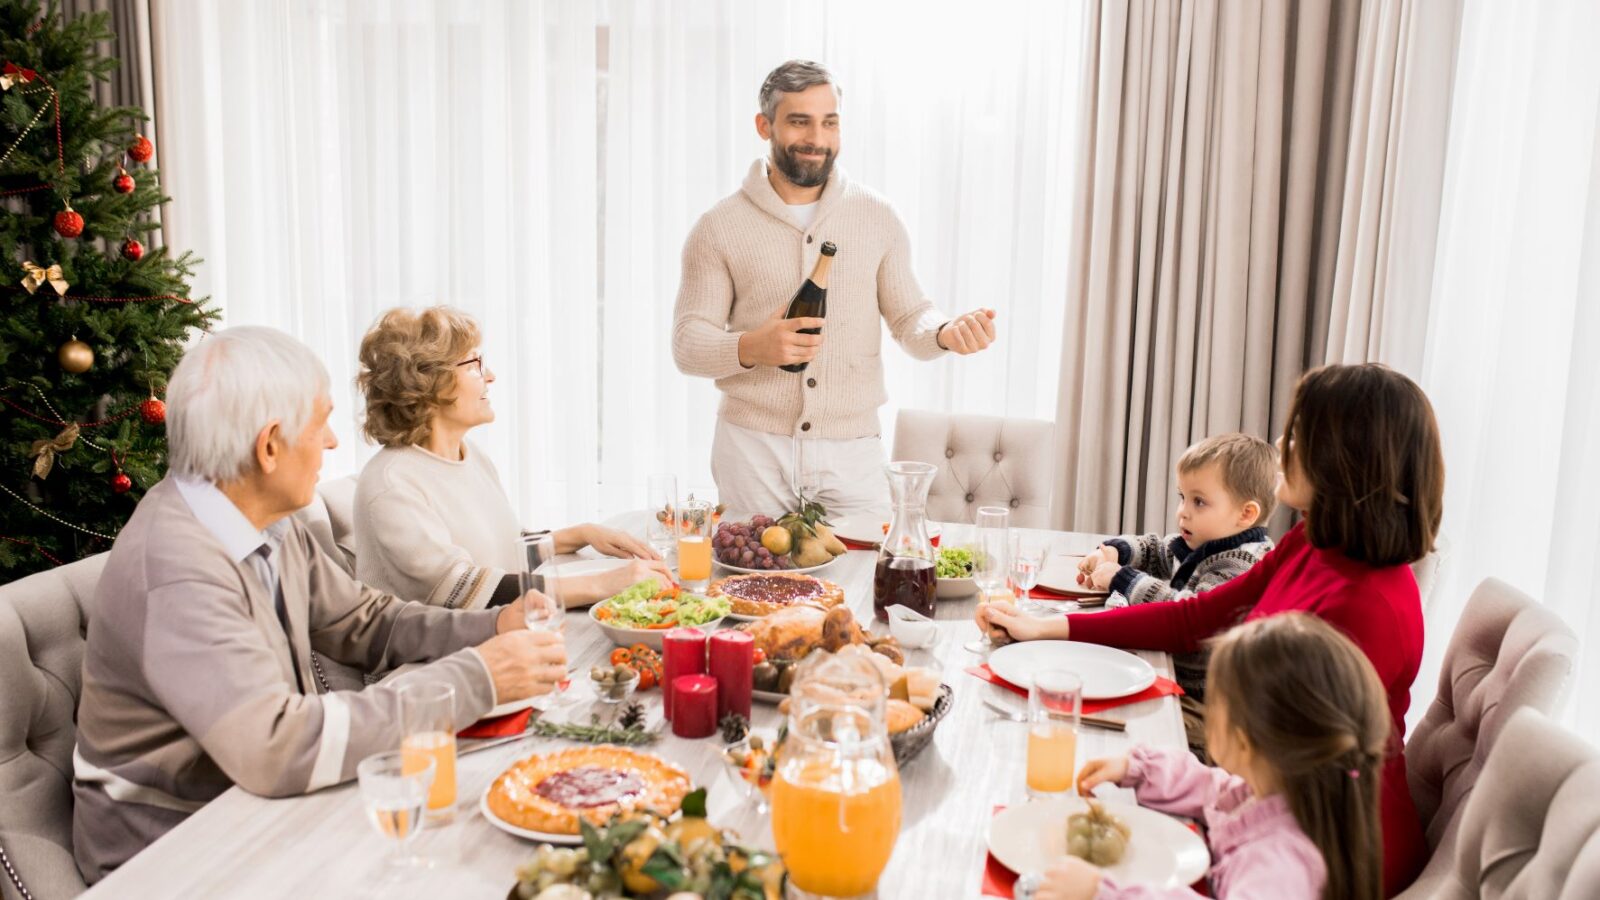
476, 630, 567, 702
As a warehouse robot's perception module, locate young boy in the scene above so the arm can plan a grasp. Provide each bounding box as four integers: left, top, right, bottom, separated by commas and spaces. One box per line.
1079, 432, 1277, 608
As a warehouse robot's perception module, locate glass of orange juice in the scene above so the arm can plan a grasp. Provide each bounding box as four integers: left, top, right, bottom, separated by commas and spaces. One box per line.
399, 682, 457, 824
677, 499, 713, 589
1026, 669, 1082, 798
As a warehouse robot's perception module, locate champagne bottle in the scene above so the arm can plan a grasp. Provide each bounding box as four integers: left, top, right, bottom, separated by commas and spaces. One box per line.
780, 241, 836, 373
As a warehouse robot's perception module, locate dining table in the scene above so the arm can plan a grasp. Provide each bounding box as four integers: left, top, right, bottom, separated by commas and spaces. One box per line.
80, 523, 1188, 899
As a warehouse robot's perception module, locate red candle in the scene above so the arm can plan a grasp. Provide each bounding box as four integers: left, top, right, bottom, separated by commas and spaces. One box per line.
661, 628, 707, 720
708, 630, 754, 720
671, 675, 719, 739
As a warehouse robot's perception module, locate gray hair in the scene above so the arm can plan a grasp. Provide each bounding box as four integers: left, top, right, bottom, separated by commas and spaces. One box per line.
167, 326, 331, 483
758, 59, 841, 121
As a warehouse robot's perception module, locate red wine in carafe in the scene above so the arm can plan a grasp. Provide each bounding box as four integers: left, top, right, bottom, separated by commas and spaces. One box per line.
874, 555, 936, 621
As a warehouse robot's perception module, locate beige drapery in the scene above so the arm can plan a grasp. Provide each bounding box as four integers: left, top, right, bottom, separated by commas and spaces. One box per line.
1052, 0, 1460, 534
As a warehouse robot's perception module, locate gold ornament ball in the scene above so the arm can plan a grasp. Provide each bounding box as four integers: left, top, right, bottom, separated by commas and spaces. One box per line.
58, 339, 94, 373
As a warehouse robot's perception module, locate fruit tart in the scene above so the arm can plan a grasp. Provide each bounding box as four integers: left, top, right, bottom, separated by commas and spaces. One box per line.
486, 746, 691, 835
708, 572, 846, 618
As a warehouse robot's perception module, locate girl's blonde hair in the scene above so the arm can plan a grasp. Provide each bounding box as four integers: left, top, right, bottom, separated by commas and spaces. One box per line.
356, 306, 480, 447
1207, 613, 1390, 900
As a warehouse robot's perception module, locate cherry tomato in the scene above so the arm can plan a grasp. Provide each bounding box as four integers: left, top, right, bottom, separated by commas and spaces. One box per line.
752, 648, 767, 665
609, 648, 633, 666
629, 643, 656, 660
637, 667, 657, 691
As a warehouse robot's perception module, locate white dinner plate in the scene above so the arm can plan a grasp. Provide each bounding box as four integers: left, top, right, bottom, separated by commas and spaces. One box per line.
479, 790, 584, 845
484, 694, 540, 720
536, 557, 632, 579
988, 797, 1210, 888
828, 516, 941, 547
1036, 555, 1111, 597
987, 641, 1155, 700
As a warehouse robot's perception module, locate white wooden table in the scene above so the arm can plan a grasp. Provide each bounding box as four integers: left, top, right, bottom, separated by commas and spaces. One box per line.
82, 527, 1184, 899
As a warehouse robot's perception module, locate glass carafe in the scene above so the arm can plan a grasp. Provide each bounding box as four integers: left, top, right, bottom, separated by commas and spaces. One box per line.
873, 461, 938, 621
771, 651, 903, 898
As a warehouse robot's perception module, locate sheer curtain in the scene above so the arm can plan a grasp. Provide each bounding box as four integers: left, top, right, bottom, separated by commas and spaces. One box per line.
1417, 0, 1600, 742
599, 0, 1088, 512
151, 0, 601, 527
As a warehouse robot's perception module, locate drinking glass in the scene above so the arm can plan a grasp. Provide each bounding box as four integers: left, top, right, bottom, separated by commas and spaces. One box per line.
646, 473, 679, 563
1025, 669, 1082, 798
965, 506, 1011, 654
399, 682, 456, 824
359, 750, 434, 871
677, 499, 714, 588
1010, 533, 1051, 615
792, 436, 822, 506
519, 531, 574, 709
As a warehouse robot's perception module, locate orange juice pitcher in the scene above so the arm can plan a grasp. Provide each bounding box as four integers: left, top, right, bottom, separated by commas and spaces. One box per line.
770, 650, 903, 898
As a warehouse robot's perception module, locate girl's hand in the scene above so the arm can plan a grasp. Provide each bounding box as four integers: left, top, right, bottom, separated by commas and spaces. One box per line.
1088, 561, 1120, 591
1034, 857, 1102, 900
1076, 755, 1130, 796
977, 600, 1068, 643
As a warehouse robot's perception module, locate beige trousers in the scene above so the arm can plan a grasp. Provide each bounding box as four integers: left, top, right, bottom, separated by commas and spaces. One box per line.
710, 419, 891, 521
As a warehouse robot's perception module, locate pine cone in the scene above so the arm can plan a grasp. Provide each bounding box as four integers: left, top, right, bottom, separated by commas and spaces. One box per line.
618, 701, 646, 731
719, 713, 749, 744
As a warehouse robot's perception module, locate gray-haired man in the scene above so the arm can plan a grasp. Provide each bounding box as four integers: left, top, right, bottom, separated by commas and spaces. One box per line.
72, 326, 566, 882
672, 59, 998, 519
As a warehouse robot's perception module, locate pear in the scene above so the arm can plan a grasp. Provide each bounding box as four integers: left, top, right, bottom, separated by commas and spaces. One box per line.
793, 536, 832, 568
813, 523, 848, 556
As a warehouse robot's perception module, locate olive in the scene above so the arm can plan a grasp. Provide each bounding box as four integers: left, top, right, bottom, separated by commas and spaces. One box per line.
613, 664, 634, 681
777, 664, 799, 695
752, 662, 780, 692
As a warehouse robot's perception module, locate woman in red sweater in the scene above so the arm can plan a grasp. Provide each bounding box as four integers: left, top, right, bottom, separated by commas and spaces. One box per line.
979, 364, 1444, 896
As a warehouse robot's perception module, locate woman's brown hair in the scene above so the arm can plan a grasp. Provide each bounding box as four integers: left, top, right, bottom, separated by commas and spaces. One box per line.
1281, 363, 1444, 566
356, 306, 480, 447
1208, 613, 1390, 900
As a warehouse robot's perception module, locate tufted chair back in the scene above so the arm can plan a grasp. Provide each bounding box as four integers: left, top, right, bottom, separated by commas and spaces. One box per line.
890, 410, 1055, 527
1399, 708, 1600, 899
1405, 578, 1578, 852
0, 553, 106, 899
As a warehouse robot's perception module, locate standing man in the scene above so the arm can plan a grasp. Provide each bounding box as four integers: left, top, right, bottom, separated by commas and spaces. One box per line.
672, 59, 997, 519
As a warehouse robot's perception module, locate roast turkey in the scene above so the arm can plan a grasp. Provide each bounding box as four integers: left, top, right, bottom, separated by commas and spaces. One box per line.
738, 605, 903, 663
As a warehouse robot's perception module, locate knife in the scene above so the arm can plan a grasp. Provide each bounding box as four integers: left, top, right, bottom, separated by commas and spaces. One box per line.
982, 696, 1126, 732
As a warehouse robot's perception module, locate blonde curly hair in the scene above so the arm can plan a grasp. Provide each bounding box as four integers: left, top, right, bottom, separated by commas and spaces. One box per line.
357, 306, 481, 447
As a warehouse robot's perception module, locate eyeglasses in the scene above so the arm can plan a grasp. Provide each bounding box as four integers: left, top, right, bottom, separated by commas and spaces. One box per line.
454, 355, 484, 377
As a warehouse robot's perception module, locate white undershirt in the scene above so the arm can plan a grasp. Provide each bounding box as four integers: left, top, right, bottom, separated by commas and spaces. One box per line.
788, 201, 818, 229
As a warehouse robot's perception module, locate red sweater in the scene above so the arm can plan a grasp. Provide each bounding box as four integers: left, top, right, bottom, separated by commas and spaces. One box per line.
1068, 522, 1426, 896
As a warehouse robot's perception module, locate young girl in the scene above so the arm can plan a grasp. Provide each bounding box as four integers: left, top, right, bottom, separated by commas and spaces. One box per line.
980, 363, 1443, 894
1033, 613, 1391, 900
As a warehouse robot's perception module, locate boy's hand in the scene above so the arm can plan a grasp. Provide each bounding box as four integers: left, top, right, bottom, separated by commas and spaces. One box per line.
1076, 544, 1117, 580
1088, 561, 1119, 591
1034, 857, 1102, 900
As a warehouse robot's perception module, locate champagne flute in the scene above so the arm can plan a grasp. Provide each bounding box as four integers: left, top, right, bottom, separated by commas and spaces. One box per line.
965, 506, 1011, 654
646, 473, 678, 564
792, 436, 821, 506
519, 531, 574, 710
359, 750, 434, 872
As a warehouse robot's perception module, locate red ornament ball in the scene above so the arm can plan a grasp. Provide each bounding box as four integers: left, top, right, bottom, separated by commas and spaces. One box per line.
121, 238, 144, 261
54, 209, 84, 238
140, 397, 166, 425
111, 472, 133, 494
128, 135, 154, 163
114, 172, 136, 193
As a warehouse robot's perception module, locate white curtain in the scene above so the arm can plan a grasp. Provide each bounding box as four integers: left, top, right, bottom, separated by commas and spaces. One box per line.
151, 0, 601, 527
153, 0, 1088, 526
1417, 0, 1600, 743
600, 0, 1088, 511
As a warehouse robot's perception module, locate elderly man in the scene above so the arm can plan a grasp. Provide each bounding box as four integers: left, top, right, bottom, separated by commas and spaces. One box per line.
72, 326, 566, 882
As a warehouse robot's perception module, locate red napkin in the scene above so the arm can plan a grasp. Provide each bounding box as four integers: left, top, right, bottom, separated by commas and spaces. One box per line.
458, 707, 533, 740
1031, 582, 1107, 601
965, 664, 1184, 714
839, 537, 878, 551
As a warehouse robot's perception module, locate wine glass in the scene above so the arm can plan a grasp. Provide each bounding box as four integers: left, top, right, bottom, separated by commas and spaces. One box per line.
792, 437, 822, 506
519, 531, 574, 710
359, 750, 434, 872
646, 473, 678, 563
965, 506, 1011, 654
1011, 533, 1051, 615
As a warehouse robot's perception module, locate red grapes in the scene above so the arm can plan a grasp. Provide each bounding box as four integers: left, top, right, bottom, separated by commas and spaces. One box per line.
713, 517, 795, 570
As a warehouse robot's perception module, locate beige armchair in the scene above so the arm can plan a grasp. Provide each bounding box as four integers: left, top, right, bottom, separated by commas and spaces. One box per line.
1401, 577, 1578, 896
1400, 708, 1600, 898
0, 553, 106, 899
890, 409, 1055, 527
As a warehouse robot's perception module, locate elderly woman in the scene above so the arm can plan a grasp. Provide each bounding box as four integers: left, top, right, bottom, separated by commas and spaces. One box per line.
353, 306, 669, 610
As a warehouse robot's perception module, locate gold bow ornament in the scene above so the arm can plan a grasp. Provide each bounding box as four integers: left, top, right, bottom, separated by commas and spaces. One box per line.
20, 261, 69, 296
29, 423, 79, 480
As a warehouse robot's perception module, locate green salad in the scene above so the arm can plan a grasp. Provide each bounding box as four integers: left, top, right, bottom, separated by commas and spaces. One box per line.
937, 546, 977, 579
596, 578, 731, 629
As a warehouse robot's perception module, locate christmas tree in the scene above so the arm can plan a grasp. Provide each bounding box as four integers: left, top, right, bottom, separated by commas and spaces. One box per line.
1, 0, 216, 580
